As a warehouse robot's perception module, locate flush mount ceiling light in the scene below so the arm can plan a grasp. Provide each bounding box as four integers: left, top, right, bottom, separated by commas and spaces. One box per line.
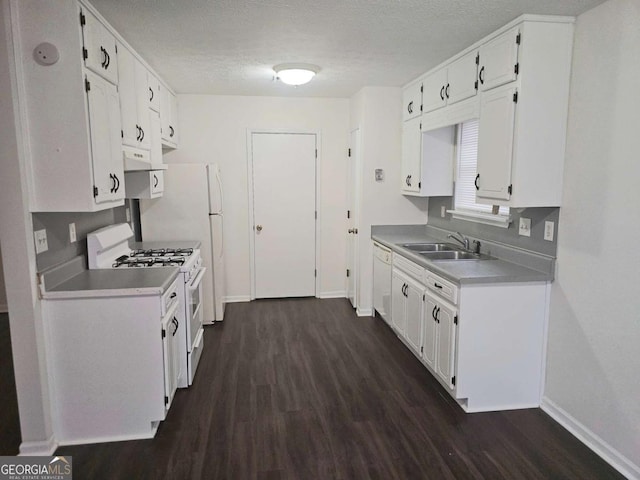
273, 63, 320, 86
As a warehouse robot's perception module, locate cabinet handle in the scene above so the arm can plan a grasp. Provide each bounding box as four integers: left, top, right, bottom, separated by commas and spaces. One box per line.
436, 307, 440, 323
432, 304, 438, 322
475, 173, 480, 191
149, 87, 154, 102
113, 174, 120, 193
479, 66, 485, 85
169, 126, 174, 138
440, 86, 445, 100
153, 174, 158, 187
445, 84, 450, 99
100, 46, 106, 67
136, 125, 140, 141
407, 175, 412, 186
408, 101, 413, 114
433, 282, 443, 289
172, 317, 179, 336
139, 127, 145, 142
170, 292, 177, 299
109, 173, 115, 193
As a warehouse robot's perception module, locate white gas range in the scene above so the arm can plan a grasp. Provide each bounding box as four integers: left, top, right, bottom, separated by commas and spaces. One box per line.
87, 223, 205, 388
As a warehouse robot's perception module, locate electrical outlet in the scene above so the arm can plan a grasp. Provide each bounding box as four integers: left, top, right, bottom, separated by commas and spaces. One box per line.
126, 208, 131, 222
69, 222, 77, 243
544, 221, 555, 241
518, 217, 531, 237
441, 206, 446, 218
34, 229, 48, 254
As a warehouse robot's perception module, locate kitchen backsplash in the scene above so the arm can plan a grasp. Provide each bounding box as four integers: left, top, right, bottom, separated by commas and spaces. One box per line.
32, 203, 131, 272
427, 197, 559, 257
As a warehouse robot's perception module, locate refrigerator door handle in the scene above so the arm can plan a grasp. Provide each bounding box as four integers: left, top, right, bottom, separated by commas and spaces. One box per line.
216, 168, 224, 214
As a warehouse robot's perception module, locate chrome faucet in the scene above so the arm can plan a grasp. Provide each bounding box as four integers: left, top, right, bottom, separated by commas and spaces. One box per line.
448, 231, 470, 251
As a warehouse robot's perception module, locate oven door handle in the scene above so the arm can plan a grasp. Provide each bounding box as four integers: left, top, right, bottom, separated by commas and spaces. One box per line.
188, 266, 207, 291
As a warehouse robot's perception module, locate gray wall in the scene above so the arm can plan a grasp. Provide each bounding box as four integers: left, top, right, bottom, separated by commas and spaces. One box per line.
32, 204, 130, 271
427, 197, 559, 257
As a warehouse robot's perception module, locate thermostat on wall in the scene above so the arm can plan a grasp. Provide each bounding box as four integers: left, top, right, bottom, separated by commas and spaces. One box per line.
375, 169, 384, 182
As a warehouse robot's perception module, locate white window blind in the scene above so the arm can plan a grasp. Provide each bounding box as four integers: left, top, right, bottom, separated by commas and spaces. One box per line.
454, 120, 509, 216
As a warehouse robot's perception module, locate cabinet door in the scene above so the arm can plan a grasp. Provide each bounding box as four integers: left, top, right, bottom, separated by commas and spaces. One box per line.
391, 270, 407, 335
117, 45, 139, 148
401, 116, 421, 193
479, 28, 519, 92
80, 8, 118, 85
148, 72, 161, 112
476, 84, 516, 201
151, 171, 164, 195
402, 81, 422, 121
421, 126, 455, 197
422, 68, 448, 114
135, 61, 151, 150
149, 110, 163, 169
435, 302, 457, 390
161, 309, 178, 412
404, 279, 423, 355
422, 295, 438, 370
86, 71, 123, 204
447, 50, 478, 105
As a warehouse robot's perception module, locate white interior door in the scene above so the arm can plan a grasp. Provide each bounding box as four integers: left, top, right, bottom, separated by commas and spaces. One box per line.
252, 133, 316, 298
346, 129, 360, 308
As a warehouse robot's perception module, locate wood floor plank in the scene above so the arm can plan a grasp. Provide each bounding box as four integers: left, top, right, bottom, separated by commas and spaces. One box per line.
0, 300, 626, 479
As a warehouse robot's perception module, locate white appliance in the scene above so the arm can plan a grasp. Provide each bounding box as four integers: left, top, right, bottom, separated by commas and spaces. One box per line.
140, 163, 225, 323
87, 223, 205, 387
373, 242, 392, 325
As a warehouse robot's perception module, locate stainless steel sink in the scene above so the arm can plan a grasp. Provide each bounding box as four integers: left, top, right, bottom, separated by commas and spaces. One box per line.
420, 251, 489, 261
401, 243, 459, 252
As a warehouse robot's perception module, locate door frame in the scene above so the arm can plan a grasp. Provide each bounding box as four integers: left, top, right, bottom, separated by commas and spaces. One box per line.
246, 129, 321, 300
347, 127, 361, 310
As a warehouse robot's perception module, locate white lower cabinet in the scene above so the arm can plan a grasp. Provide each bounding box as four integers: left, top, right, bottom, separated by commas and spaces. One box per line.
42, 279, 181, 445
387, 252, 548, 412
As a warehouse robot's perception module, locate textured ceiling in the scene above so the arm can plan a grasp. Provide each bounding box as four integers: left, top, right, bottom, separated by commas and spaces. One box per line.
89, 0, 605, 98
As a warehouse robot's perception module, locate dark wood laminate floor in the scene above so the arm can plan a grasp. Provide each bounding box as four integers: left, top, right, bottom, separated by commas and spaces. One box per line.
1, 298, 622, 478
0, 312, 21, 455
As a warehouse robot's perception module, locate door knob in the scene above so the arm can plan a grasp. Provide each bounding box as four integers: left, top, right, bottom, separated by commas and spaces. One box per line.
256, 225, 263, 232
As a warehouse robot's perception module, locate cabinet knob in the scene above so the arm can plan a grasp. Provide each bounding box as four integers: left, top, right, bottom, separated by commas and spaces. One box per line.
256, 225, 263, 232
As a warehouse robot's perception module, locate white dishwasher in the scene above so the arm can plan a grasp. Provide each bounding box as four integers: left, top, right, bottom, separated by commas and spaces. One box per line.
373, 242, 392, 325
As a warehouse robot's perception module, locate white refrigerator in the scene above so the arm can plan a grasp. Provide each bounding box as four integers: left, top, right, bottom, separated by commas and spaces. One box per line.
140, 163, 225, 323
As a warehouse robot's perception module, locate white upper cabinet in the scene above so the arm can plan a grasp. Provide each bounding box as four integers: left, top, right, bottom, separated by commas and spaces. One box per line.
117, 44, 150, 150
160, 86, 179, 147
476, 20, 574, 207
422, 68, 448, 114
476, 84, 516, 200
422, 51, 478, 114
402, 80, 423, 121
401, 117, 422, 193
447, 50, 479, 105
148, 72, 161, 112
80, 8, 118, 85
86, 71, 124, 204
478, 28, 520, 92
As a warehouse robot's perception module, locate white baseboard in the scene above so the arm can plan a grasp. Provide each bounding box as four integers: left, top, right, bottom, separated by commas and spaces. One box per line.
541, 397, 640, 480
356, 307, 373, 317
318, 291, 346, 299
19, 435, 58, 456
223, 295, 251, 303
0, 303, 8, 313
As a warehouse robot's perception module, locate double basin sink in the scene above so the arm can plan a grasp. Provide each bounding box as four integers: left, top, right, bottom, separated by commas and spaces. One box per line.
401, 243, 490, 261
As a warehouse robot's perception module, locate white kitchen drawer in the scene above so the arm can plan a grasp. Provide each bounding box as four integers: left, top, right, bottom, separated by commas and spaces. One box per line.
392, 253, 424, 283
424, 271, 458, 305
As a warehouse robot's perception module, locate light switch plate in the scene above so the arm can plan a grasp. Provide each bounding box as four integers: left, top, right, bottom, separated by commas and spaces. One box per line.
69, 222, 77, 243
34, 229, 48, 254
518, 217, 531, 237
544, 221, 555, 241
